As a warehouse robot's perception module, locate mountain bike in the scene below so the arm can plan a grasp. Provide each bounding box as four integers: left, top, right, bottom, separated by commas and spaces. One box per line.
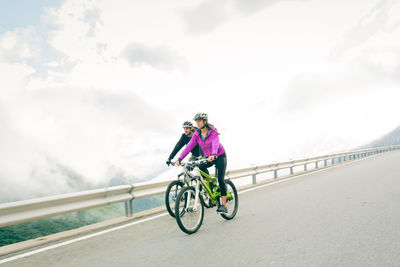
165, 159, 211, 218
174, 158, 238, 234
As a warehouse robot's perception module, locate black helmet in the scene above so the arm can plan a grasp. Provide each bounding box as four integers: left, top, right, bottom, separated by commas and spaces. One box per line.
193, 112, 208, 121
182, 121, 193, 128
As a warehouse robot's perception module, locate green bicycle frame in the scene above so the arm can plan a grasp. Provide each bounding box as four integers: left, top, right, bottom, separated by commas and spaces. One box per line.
198, 170, 232, 201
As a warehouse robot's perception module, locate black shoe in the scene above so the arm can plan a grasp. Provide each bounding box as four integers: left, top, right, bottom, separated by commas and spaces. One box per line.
216, 205, 228, 213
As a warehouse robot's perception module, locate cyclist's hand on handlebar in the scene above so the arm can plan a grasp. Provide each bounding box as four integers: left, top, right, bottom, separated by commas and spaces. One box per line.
208, 155, 215, 162
175, 160, 181, 166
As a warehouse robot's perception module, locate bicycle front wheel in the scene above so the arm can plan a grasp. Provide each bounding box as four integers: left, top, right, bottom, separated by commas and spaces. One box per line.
175, 186, 204, 234
165, 180, 184, 218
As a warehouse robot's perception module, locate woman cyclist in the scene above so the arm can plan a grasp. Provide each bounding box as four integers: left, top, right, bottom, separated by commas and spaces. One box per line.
176, 112, 228, 213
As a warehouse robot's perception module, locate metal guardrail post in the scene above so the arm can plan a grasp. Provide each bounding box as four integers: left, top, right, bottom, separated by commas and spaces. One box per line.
324, 160, 327, 167
304, 164, 307, 171
125, 200, 133, 217
315, 162, 318, 168
252, 174, 257, 184
274, 170, 278, 179
290, 166, 294, 175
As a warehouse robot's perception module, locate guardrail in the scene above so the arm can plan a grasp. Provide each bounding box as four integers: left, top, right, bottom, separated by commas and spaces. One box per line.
1, 145, 399, 228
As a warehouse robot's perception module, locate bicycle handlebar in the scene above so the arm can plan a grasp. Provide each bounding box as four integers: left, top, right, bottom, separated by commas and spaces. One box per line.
167, 156, 217, 168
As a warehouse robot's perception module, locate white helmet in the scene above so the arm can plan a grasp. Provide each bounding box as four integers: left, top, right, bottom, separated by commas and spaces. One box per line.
182, 121, 193, 128
193, 112, 208, 121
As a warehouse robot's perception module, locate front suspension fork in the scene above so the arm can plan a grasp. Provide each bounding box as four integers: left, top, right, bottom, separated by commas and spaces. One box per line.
186, 180, 200, 211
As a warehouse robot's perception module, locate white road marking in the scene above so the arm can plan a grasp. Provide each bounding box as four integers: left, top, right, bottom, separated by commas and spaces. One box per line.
0, 213, 168, 265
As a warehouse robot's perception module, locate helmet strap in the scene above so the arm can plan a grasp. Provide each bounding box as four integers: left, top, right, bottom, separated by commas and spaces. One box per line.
200, 121, 208, 129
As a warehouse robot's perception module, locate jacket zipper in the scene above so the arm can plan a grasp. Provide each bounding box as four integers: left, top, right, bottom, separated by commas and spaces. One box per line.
201, 130, 212, 156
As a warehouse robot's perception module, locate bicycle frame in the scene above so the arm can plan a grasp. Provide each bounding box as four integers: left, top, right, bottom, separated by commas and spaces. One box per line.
183, 167, 231, 211
178, 158, 232, 212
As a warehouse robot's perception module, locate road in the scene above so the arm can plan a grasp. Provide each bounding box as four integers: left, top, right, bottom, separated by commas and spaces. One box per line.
2, 151, 400, 266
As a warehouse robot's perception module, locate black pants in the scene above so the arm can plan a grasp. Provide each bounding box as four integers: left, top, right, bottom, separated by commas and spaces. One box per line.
199, 153, 227, 196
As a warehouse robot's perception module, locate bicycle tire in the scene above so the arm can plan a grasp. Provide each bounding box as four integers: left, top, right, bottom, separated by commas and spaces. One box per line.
220, 179, 239, 220
175, 186, 204, 234
165, 180, 184, 218
200, 184, 212, 208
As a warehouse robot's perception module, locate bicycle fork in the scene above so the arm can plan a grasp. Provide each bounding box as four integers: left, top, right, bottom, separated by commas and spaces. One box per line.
185, 180, 200, 212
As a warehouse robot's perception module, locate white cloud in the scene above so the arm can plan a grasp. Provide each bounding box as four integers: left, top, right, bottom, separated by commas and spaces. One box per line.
180, 0, 234, 34
180, 0, 308, 34
329, 0, 400, 60
122, 42, 187, 71
0, 27, 42, 62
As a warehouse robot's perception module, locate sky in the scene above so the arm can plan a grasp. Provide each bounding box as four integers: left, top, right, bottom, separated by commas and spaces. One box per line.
1, 0, 400, 201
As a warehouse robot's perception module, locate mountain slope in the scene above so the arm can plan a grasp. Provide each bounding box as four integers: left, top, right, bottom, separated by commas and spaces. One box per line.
359, 125, 400, 149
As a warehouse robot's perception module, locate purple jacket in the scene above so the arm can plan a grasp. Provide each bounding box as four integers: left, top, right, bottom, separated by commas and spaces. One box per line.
179, 126, 225, 160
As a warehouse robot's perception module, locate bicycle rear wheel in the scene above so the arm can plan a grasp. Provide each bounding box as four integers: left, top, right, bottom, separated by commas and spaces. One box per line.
200, 185, 212, 208
220, 179, 238, 220
175, 186, 204, 234
165, 180, 184, 218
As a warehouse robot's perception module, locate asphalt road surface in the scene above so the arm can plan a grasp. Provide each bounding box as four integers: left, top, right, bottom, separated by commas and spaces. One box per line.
2, 151, 400, 266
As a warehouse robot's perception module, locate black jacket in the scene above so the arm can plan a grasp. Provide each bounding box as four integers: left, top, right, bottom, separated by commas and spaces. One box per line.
168, 133, 202, 160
